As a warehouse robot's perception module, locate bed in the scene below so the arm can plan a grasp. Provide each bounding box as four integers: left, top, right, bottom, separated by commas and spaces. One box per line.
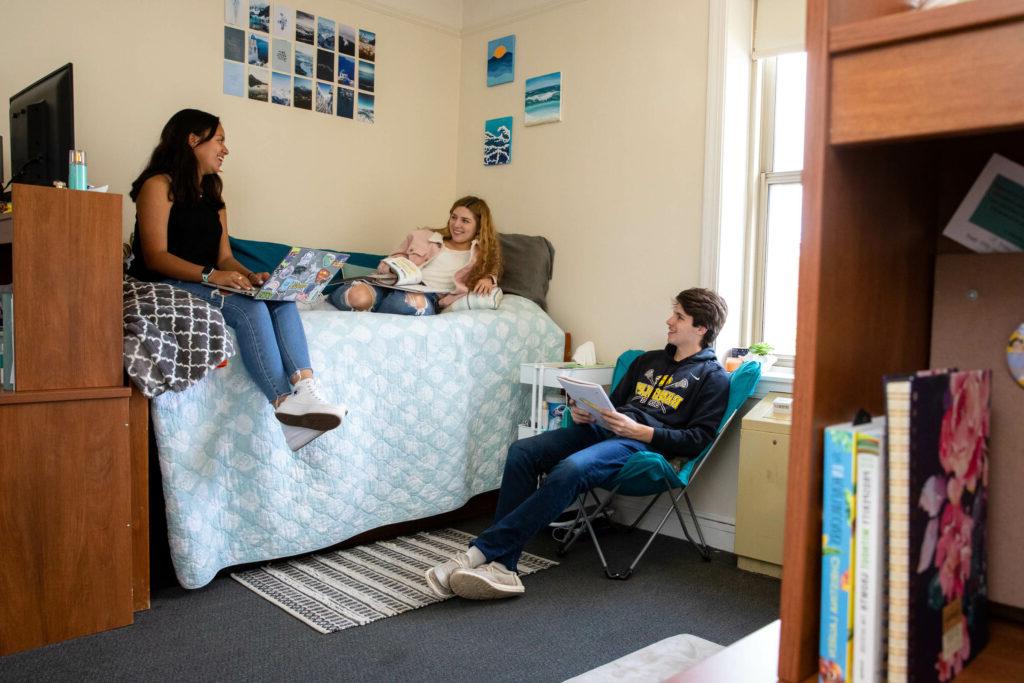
144, 236, 562, 589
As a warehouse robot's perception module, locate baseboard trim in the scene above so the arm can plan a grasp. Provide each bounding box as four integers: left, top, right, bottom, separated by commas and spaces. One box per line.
607, 492, 736, 554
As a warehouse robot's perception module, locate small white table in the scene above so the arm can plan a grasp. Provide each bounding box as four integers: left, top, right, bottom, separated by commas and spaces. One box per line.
519, 362, 614, 439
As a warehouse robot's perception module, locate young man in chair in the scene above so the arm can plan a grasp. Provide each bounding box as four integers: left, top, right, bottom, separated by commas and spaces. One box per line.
425, 288, 731, 600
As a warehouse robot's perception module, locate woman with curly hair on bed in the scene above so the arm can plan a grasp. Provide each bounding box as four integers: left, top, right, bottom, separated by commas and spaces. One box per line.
127, 108, 346, 452
328, 196, 503, 316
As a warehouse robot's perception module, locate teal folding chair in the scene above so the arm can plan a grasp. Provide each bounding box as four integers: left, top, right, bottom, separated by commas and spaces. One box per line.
553, 353, 761, 579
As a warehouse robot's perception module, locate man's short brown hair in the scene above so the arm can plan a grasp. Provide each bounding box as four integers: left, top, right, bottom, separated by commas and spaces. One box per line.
675, 288, 728, 349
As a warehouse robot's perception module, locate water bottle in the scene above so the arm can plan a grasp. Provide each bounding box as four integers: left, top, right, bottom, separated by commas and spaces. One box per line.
68, 150, 87, 190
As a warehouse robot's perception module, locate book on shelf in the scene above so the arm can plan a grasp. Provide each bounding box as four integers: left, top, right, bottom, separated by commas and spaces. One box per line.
853, 418, 887, 683
819, 416, 885, 683
885, 369, 990, 683
0, 286, 13, 391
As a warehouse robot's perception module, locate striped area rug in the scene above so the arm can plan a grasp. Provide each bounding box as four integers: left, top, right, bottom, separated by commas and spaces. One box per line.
232, 528, 558, 633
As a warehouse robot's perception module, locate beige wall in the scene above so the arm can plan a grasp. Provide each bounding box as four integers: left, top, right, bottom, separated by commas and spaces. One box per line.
0, 0, 462, 253
456, 0, 710, 362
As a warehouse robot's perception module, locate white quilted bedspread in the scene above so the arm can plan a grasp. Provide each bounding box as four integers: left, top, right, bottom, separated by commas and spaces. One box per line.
151, 295, 563, 589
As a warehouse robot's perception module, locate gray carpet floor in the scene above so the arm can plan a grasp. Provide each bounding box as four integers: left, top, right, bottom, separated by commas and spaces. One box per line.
1, 514, 780, 682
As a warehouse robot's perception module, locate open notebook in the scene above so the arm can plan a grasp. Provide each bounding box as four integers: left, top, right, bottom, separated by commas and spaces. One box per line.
205, 247, 349, 302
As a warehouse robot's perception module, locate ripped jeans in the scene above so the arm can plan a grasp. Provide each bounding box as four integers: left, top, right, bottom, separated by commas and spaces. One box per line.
165, 280, 312, 402
328, 282, 440, 316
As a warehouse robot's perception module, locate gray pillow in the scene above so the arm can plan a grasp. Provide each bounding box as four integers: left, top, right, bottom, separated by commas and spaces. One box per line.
498, 233, 555, 310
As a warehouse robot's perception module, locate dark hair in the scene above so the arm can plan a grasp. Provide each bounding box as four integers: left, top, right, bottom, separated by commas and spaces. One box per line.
129, 108, 224, 207
675, 288, 728, 349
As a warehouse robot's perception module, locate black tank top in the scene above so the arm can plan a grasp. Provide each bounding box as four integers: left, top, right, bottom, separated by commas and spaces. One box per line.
128, 200, 223, 281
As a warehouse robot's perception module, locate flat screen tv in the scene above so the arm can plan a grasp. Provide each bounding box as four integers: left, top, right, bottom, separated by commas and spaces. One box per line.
7, 63, 74, 196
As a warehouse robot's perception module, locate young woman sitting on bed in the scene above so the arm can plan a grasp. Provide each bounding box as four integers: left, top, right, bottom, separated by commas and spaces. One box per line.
328, 195, 503, 316
127, 108, 346, 452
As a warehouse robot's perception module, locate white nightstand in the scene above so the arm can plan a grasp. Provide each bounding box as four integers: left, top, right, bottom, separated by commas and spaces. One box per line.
519, 362, 614, 439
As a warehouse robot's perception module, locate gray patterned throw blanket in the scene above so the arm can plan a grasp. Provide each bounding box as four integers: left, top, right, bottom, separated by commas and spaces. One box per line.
123, 278, 235, 398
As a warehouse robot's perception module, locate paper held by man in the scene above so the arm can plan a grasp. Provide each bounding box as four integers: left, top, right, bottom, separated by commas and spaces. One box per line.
557, 375, 615, 428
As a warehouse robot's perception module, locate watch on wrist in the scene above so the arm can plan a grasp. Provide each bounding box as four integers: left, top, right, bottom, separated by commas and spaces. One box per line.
201, 266, 215, 283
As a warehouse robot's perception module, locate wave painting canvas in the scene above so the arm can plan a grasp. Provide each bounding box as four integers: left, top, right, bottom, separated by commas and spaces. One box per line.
484, 116, 512, 166
487, 35, 515, 87
525, 71, 561, 126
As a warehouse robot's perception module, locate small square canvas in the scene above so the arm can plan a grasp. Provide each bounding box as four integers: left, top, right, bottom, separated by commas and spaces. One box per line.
249, 0, 269, 32
293, 76, 312, 109
295, 10, 314, 45
224, 26, 245, 62
337, 87, 354, 118
358, 61, 375, 93
223, 61, 245, 97
525, 71, 562, 126
359, 29, 376, 62
271, 72, 292, 106
248, 34, 269, 67
272, 4, 292, 38
315, 81, 333, 114
487, 35, 515, 86
484, 116, 512, 166
248, 67, 269, 101
357, 93, 375, 123
271, 38, 291, 72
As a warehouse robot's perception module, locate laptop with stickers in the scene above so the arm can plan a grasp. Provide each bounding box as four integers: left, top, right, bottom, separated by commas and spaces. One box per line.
205, 247, 349, 302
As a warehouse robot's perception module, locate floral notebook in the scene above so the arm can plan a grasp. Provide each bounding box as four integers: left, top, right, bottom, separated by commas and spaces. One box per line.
886, 369, 990, 682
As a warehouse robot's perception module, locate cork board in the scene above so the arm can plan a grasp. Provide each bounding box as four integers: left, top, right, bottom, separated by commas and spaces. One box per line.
932, 252, 1024, 609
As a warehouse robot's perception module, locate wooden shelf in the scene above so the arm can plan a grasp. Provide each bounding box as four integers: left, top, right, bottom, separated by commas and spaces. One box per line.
830, 0, 1024, 54
775, 1, 1024, 681
830, 11, 1024, 145
0, 386, 130, 405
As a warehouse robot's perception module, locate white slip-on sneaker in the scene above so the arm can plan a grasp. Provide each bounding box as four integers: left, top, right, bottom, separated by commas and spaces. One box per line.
281, 424, 325, 452
449, 562, 525, 600
424, 551, 474, 598
275, 378, 348, 431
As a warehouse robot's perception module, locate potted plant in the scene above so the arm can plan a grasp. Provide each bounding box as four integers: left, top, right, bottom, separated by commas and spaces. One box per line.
743, 342, 778, 371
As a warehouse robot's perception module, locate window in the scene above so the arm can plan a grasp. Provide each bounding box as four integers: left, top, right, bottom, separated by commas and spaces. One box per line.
749, 52, 806, 362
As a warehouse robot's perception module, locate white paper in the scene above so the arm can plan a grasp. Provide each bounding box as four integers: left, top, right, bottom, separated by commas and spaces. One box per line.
557, 375, 615, 427
942, 153, 1024, 252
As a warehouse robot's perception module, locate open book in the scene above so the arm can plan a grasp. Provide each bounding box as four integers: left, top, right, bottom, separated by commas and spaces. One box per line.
557, 375, 616, 428
338, 256, 446, 293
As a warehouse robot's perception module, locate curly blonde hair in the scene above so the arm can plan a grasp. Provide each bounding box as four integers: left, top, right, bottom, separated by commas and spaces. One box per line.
435, 195, 503, 285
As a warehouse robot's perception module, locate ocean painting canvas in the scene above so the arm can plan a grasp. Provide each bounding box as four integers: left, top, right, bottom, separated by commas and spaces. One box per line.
524, 72, 561, 126
487, 35, 515, 87
357, 93, 375, 124
484, 116, 512, 166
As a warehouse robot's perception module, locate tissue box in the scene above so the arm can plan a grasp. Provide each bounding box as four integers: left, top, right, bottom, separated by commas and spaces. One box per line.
772, 396, 793, 418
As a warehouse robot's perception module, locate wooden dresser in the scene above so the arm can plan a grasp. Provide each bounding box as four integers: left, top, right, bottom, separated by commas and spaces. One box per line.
0, 184, 148, 656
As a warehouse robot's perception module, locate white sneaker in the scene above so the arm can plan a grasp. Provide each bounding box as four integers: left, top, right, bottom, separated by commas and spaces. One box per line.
449, 562, 525, 600
424, 552, 474, 598
275, 378, 348, 431
282, 424, 325, 452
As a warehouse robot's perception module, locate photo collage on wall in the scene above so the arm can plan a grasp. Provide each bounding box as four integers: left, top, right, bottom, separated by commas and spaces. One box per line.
223, 0, 376, 123
483, 34, 562, 166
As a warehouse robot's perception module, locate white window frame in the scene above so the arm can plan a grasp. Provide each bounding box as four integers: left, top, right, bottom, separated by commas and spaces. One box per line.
700, 1, 805, 377
748, 55, 803, 367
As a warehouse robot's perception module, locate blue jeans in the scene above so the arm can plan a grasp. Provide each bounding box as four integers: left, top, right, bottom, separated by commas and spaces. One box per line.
328, 282, 440, 316
167, 280, 312, 402
470, 424, 646, 571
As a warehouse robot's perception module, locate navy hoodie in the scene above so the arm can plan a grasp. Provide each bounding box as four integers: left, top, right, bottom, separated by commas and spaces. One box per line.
608, 346, 729, 462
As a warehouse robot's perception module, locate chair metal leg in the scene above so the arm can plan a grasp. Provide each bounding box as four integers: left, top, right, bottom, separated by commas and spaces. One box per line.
556, 486, 618, 556
682, 491, 711, 561
664, 485, 711, 561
